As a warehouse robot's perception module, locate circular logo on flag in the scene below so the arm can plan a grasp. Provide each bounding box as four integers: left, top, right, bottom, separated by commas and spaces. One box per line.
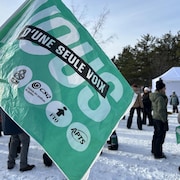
8, 65, 32, 88
66, 122, 91, 152
46, 101, 72, 127
24, 80, 52, 105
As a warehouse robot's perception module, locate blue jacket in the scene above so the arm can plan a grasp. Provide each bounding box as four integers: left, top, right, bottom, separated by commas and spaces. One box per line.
170, 94, 179, 106
0, 108, 23, 135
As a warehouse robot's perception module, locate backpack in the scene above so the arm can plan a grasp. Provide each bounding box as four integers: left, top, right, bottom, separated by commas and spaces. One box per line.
108, 131, 119, 150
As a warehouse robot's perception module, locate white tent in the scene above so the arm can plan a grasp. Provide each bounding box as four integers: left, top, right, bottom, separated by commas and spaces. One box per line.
152, 67, 180, 99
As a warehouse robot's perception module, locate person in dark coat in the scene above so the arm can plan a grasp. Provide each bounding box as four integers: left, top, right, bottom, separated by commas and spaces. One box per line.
149, 79, 168, 159
142, 87, 153, 126
1, 108, 35, 171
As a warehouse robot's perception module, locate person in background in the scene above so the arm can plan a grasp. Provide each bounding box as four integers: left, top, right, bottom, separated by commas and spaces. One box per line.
170, 91, 179, 113
1, 108, 35, 171
127, 84, 143, 130
142, 87, 153, 126
149, 79, 168, 159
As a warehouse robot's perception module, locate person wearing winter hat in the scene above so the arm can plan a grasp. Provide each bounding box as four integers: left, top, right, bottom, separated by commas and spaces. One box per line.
149, 79, 168, 159
142, 87, 153, 126
155, 78, 165, 91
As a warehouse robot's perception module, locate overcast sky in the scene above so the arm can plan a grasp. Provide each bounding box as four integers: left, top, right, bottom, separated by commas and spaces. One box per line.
0, 0, 180, 58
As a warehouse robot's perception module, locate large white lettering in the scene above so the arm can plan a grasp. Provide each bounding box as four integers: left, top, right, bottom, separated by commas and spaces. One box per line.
19, 6, 79, 55
78, 87, 111, 122
78, 73, 123, 121
17, 0, 121, 122
100, 72, 123, 102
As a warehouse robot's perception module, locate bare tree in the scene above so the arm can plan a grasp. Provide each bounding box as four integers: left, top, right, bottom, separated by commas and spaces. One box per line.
68, 1, 114, 45
90, 8, 109, 38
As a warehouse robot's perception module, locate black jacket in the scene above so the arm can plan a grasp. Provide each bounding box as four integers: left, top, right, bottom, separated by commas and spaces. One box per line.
0, 108, 23, 135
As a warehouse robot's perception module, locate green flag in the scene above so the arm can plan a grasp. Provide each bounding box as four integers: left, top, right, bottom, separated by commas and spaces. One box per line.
0, 0, 135, 179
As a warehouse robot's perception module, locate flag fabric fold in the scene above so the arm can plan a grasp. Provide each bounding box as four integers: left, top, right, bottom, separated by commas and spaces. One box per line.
0, 0, 134, 179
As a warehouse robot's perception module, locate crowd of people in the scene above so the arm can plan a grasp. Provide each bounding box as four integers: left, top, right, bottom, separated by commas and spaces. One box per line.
125, 78, 180, 170
0, 78, 180, 173
126, 84, 153, 131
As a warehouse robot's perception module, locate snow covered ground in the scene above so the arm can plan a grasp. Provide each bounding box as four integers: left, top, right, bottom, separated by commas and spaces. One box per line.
0, 106, 180, 180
